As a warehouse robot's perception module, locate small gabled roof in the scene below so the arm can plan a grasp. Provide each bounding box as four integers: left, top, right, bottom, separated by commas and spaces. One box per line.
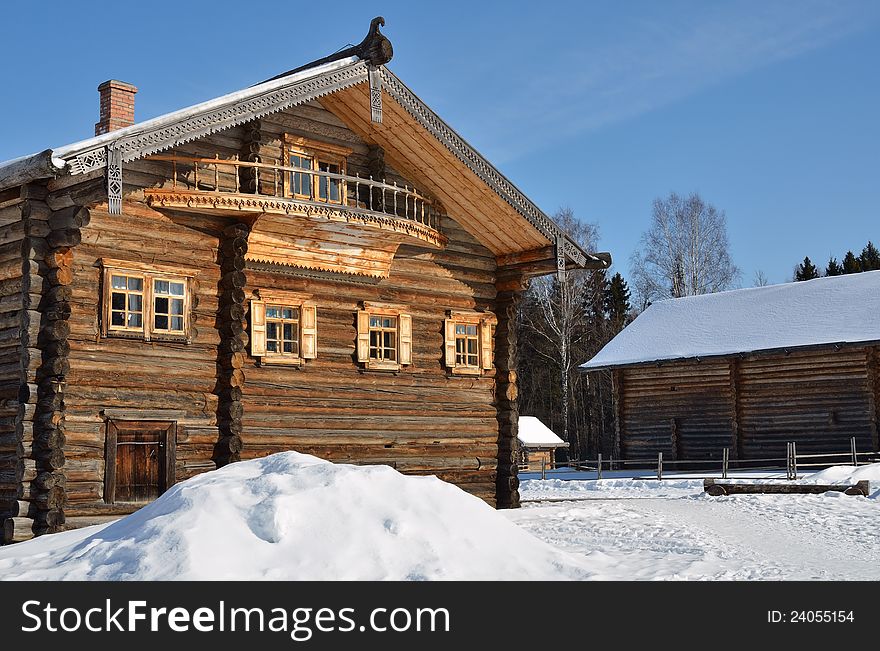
582, 271, 880, 370
0, 18, 608, 270
518, 417, 568, 449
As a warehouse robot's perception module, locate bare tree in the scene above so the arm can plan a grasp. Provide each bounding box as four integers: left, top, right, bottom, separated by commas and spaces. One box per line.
753, 269, 770, 287
518, 208, 600, 456
630, 192, 740, 307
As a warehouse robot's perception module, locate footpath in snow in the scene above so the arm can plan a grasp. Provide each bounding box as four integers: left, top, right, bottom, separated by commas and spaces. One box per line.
509, 463, 880, 580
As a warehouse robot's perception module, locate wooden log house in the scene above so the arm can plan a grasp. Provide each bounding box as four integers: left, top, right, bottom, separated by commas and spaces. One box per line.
0, 18, 610, 542
581, 273, 880, 463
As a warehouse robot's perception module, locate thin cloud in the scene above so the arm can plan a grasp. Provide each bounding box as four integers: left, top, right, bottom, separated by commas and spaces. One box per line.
466, 0, 879, 162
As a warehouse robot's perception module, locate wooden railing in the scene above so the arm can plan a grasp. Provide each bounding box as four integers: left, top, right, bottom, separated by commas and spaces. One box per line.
147, 155, 442, 231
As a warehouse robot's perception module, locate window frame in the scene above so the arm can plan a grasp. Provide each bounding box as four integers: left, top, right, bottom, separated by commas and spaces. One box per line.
356, 303, 412, 371
444, 311, 496, 376
282, 135, 352, 206
249, 290, 317, 366
100, 259, 195, 343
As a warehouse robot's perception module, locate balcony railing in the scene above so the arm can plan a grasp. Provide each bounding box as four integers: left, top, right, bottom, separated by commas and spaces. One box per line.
146, 155, 442, 232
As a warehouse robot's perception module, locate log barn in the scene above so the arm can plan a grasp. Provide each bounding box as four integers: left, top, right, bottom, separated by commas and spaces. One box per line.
0, 18, 610, 542
581, 273, 880, 462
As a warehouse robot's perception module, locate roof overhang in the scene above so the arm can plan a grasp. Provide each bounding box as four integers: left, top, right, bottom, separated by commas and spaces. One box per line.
0, 19, 609, 270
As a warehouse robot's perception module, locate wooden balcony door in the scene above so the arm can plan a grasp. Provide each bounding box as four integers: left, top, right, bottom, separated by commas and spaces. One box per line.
104, 420, 176, 503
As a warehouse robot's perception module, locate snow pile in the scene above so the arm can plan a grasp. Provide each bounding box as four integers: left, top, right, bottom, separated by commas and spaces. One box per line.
518, 416, 567, 448
0, 452, 592, 581
804, 463, 880, 498
582, 271, 880, 369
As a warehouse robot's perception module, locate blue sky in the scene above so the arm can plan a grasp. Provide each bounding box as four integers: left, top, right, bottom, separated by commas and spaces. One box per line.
2, 0, 878, 285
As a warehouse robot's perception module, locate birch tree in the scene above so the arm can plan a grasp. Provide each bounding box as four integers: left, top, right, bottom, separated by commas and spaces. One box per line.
517, 208, 600, 457
630, 192, 740, 308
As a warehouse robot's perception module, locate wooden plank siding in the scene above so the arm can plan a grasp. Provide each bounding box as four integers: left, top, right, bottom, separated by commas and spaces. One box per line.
616, 346, 880, 462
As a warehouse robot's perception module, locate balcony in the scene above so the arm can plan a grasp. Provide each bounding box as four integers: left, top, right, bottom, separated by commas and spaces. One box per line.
142, 155, 447, 250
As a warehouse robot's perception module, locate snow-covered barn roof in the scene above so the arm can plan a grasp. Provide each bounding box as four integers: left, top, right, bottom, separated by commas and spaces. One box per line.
518, 417, 568, 449
582, 271, 880, 370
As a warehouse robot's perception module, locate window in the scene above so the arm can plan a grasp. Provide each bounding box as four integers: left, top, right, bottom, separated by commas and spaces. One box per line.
101, 260, 193, 341
444, 312, 495, 375
283, 135, 352, 206
369, 315, 397, 362
152, 279, 186, 334
356, 304, 412, 370
250, 291, 316, 365
455, 323, 479, 368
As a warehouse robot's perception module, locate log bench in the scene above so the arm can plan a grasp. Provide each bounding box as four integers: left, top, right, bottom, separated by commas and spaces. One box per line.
704, 478, 870, 497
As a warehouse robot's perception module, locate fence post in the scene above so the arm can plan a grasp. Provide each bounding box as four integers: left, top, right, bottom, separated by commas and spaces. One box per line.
657, 452, 663, 481
541, 458, 546, 481
851, 437, 858, 466
597, 453, 603, 481
792, 441, 798, 479
786, 442, 792, 480
722, 447, 729, 479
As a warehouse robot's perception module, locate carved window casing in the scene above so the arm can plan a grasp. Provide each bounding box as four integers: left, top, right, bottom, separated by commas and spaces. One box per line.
100, 259, 194, 342
250, 290, 317, 366
443, 311, 495, 375
356, 303, 412, 371
283, 135, 352, 206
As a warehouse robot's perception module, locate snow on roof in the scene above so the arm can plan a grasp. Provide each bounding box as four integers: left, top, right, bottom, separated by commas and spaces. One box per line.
0, 56, 360, 181
0, 451, 590, 580
582, 271, 880, 370
518, 416, 568, 448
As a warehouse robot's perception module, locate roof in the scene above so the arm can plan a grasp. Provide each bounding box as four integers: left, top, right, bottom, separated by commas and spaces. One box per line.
518, 417, 568, 448
582, 271, 880, 370
0, 18, 608, 271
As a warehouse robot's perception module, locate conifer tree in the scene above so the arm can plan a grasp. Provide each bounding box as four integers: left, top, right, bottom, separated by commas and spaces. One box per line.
604, 272, 632, 330
842, 250, 862, 274
825, 257, 843, 276
795, 256, 819, 281
859, 241, 880, 271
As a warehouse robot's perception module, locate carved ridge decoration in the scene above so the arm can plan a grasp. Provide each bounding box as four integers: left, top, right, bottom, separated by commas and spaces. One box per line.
144, 190, 447, 249
65, 62, 372, 175
379, 68, 590, 268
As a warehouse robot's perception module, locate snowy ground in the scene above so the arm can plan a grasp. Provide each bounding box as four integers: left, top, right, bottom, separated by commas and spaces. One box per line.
1, 456, 877, 581
509, 464, 880, 580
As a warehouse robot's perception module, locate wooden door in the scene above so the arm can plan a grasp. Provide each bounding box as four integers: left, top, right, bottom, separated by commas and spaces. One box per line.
105, 420, 176, 503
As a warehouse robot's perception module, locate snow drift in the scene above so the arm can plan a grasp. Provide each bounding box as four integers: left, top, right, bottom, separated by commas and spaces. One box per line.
0, 452, 591, 581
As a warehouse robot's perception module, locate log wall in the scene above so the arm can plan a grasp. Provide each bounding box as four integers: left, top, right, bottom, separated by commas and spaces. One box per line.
616, 346, 880, 461
240, 215, 500, 505
50, 100, 509, 515
63, 202, 226, 514
0, 201, 24, 531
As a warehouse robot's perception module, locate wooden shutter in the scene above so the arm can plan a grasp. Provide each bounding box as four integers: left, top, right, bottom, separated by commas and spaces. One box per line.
301, 303, 317, 359
480, 320, 493, 370
399, 313, 412, 366
250, 299, 266, 357
444, 319, 456, 368
356, 310, 370, 362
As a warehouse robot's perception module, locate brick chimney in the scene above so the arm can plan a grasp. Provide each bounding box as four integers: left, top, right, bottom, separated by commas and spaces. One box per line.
95, 80, 138, 136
